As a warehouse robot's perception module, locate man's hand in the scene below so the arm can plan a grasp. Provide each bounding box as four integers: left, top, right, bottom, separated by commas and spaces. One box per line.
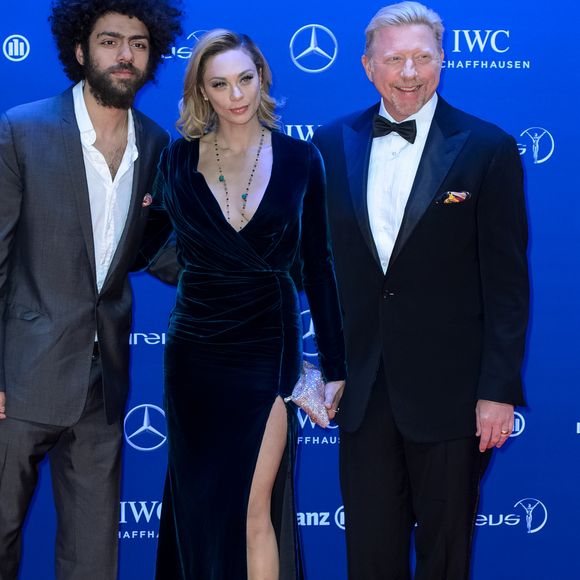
476, 399, 514, 452
324, 380, 345, 422
0, 392, 6, 420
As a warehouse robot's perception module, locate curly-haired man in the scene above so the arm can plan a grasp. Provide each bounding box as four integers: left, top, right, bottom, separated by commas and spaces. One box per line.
0, 1, 182, 578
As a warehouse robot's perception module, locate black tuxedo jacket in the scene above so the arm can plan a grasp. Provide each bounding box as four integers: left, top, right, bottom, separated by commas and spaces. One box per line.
313, 97, 529, 442
0, 89, 171, 426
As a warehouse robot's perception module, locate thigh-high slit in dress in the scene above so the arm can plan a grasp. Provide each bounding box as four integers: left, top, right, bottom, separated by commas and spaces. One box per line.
154, 130, 345, 580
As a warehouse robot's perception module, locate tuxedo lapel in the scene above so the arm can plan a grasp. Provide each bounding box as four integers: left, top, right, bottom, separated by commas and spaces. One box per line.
343, 106, 381, 267
388, 99, 471, 270
59, 90, 97, 288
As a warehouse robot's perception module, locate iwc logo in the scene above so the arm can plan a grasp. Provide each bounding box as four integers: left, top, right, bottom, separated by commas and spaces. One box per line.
284, 125, 321, 141
518, 127, 555, 164
119, 499, 162, 540
452, 29, 510, 54
124, 404, 167, 451
297, 309, 339, 445
2, 34, 30, 62
289, 24, 338, 73
296, 407, 339, 446
443, 28, 531, 70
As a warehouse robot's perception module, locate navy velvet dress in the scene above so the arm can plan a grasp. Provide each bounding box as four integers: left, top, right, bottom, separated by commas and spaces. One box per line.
154, 130, 345, 579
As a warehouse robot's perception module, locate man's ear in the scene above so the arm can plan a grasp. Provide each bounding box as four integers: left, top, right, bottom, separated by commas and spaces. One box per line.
361, 54, 373, 82
75, 43, 85, 66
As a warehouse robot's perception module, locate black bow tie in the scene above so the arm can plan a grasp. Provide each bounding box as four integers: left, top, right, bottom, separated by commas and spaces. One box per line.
372, 114, 417, 144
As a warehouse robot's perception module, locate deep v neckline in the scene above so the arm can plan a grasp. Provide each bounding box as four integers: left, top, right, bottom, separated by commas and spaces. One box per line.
194, 131, 276, 234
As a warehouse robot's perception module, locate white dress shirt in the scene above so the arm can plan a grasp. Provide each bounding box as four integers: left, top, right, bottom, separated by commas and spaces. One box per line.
72, 81, 138, 293
367, 93, 438, 273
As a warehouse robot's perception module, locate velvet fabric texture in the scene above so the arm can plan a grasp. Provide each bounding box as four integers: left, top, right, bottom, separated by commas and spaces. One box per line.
154, 130, 345, 580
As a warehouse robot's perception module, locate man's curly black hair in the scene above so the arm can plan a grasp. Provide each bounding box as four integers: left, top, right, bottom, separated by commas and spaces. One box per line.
49, 0, 183, 83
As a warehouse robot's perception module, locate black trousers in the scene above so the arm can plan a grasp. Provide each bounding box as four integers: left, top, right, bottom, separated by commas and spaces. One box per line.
339, 365, 491, 580
0, 351, 123, 580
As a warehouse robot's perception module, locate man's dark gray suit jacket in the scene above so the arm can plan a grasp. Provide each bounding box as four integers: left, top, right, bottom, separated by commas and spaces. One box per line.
0, 88, 171, 426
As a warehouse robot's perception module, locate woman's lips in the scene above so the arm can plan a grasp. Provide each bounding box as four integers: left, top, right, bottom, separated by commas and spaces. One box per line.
230, 105, 249, 114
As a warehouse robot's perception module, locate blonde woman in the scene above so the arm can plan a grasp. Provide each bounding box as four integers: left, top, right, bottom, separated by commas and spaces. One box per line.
154, 30, 346, 580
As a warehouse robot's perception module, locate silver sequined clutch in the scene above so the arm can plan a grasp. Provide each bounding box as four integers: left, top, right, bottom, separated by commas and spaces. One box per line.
284, 361, 330, 428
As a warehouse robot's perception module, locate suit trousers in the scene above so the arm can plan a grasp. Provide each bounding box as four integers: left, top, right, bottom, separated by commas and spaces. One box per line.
0, 348, 123, 580
339, 363, 491, 580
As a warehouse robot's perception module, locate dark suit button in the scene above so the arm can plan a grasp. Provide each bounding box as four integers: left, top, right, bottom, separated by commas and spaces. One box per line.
382, 290, 395, 300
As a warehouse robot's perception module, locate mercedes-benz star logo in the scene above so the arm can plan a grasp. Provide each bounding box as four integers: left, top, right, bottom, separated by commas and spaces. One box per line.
124, 404, 167, 451
301, 309, 318, 359
290, 24, 338, 73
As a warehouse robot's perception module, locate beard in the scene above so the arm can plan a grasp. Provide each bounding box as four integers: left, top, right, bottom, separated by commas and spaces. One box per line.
84, 57, 148, 110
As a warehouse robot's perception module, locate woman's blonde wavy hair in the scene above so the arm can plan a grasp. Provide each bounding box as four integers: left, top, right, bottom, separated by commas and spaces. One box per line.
177, 29, 280, 139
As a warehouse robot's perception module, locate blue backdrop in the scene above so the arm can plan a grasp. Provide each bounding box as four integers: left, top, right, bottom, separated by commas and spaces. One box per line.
1, 1, 578, 578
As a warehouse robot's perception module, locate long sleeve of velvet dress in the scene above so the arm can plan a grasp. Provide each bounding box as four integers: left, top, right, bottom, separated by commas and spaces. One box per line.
154, 130, 346, 580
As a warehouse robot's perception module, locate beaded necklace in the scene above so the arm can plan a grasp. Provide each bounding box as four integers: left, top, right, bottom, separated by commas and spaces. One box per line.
214, 126, 266, 230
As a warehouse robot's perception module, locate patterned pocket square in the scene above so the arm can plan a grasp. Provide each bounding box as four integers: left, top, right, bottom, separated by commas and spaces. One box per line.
436, 191, 471, 204
142, 193, 153, 207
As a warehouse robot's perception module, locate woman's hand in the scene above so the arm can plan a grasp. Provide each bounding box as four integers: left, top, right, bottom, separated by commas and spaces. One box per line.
324, 380, 345, 422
